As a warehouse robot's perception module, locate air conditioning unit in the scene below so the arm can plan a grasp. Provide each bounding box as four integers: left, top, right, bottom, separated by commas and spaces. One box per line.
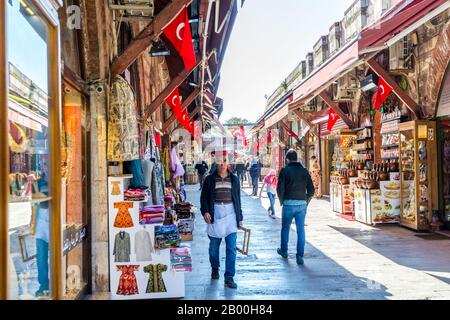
303, 100, 317, 112
333, 74, 358, 101
110, 0, 155, 21
389, 36, 411, 71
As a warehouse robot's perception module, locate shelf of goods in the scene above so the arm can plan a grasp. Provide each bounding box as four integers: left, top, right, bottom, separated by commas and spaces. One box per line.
108, 175, 186, 300
353, 127, 373, 162
330, 178, 357, 214
354, 173, 401, 225
398, 120, 437, 231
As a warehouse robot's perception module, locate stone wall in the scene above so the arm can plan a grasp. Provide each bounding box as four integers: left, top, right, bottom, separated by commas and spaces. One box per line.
78, 0, 115, 292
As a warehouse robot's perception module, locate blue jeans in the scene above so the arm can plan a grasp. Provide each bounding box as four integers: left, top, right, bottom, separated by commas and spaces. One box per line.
280, 201, 307, 258
267, 192, 276, 215
36, 239, 49, 292
208, 233, 237, 281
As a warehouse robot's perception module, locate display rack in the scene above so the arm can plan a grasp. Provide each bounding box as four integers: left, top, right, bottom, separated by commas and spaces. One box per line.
108, 175, 185, 300
399, 121, 438, 231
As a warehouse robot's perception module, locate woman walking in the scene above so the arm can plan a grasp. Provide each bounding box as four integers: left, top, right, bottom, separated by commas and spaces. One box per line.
260, 169, 278, 219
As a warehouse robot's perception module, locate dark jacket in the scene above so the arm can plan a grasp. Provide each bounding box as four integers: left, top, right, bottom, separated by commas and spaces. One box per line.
277, 162, 315, 205
233, 163, 245, 175
200, 170, 243, 225
249, 162, 261, 177
195, 161, 208, 175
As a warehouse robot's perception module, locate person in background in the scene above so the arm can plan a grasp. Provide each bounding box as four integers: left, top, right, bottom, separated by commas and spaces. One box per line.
259, 169, 278, 219
195, 159, 209, 190
34, 178, 50, 297
249, 158, 261, 196
233, 158, 245, 187
276, 149, 314, 265
170, 141, 185, 191
200, 151, 243, 289
209, 151, 217, 174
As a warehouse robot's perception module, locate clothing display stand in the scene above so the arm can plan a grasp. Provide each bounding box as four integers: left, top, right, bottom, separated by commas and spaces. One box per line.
108, 175, 185, 300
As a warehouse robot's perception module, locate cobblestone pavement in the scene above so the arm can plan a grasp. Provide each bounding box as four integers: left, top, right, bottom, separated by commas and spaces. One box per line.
184, 182, 450, 300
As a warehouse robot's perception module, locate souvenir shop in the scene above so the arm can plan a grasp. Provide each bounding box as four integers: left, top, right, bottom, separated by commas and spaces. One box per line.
329, 92, 438, 231
106, 74, 195, 300
436, 64, 450, 230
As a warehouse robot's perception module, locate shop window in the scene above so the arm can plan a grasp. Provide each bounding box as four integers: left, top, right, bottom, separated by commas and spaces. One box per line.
7, 0, 52, 299
61, 84, 88, 299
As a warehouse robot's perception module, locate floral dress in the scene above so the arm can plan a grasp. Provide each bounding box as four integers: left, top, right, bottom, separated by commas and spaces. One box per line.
116, 265, 139, 295
143, 264, 168, 293
111, 182, 121, 195
114, 202, 134, 228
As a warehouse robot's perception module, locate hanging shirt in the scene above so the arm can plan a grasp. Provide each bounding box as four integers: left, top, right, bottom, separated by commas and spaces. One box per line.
135, 229, 153, 262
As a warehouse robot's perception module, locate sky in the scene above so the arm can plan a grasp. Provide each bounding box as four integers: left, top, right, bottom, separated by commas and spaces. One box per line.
217, 0, 355, 123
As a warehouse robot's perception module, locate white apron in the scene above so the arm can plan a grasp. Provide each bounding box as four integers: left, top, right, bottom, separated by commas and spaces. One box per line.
207, 203, 238, 238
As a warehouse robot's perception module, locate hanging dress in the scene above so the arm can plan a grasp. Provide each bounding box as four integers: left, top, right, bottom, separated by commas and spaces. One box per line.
107, 75, 140, 162
143, 263, 168, 293
116, 265, 139, 295
113, 202, 134, 228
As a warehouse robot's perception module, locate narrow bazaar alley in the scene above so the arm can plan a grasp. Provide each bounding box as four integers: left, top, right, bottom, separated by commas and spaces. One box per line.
184, 182, 450, 300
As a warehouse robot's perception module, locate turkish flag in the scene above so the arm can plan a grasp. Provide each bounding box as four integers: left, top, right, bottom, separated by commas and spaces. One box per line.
165, 88, 183, 118
166, 88, 193, 136
286, 128, 299, 140
373, 77, 392, 110
327, 108, 340, 131
163, 7, 196, 70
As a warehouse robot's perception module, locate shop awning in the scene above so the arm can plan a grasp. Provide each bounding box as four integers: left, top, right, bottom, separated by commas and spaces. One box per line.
264, 100, 290, 129
359, 0, 450, 50
319, 119, 349, 137
291, 40, 361, 105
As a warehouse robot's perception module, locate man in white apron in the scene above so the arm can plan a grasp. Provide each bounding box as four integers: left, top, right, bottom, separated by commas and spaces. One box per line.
200, 151, 243, 289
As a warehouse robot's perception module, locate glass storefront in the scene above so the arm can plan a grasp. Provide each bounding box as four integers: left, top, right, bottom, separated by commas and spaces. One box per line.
5, 0, 60, 299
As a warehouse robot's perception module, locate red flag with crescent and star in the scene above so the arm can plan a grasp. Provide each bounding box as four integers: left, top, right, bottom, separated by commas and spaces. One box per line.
163, 7, 196, 70
165, 88, 194, 136
373, 77, 392, 110
327, 108, 340, 132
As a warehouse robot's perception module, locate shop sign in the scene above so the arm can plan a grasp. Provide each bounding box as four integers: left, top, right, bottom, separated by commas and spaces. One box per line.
63, 225, 87, 256
428, 128, 434, 141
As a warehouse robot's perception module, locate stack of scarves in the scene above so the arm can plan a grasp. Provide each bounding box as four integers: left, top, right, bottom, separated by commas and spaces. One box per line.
174, 202, 193, 219
170, 247, 192, 272
155, 224, 180, 249
139, 205, 164, 224
124, 189, 147, 201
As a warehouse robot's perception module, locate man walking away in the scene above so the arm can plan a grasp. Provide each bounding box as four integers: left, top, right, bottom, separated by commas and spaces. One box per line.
201, 151, 243, 289
249, 159, 260, 196
233, 161, 245, 187
276, 149, 314, 265
195, 159, 209, 190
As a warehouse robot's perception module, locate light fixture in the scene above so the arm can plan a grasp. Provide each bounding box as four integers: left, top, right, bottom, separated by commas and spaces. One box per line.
418, 125, 427, 139
150, 39, 170, 57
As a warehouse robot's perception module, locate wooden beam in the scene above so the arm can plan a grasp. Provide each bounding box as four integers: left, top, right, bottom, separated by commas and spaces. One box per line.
145, 57, 201, 119
366, 58, 420, 119
111, 0, 192, 77
189, 105, 202, 121
292, 109, 319, 139
162, 88, 200, 132
319, 92, 356, 129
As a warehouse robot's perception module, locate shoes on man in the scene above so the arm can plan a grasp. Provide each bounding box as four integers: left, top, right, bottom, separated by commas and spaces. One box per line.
224, 279, 238, 289
211, 269, 220, 280
277, 248, 288, 259
296, 256, 304, 265
270, 214, 276, 219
